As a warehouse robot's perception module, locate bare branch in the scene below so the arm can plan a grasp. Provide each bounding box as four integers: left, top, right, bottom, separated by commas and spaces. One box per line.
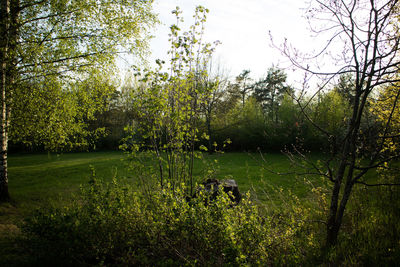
355, 181, 400, 187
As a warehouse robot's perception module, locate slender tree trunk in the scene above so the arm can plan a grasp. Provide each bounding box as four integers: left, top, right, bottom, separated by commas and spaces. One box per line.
0, 98, 9, 202
325, 124, 352, 246
325, 86, 364, 247
206, 113, 213, 154
0, 0, 18, 202
0, 64, 10, 202
0, 0, 10, 202
326, 179, 341, 247
326, 178, 355, 247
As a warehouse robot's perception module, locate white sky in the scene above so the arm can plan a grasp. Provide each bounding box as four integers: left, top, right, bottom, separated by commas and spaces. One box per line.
147, 0, 315, 84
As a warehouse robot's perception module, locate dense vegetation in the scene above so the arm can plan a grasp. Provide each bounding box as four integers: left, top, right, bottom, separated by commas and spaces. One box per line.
1, 0, 400, 265
1, 152, 399, 265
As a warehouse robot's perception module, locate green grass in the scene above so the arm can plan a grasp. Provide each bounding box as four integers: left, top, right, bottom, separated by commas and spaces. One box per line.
1, 152, 125, 224
9, 151, 127, 201
193, 152, 322, 201
2, 151, 321, 223
0, 150, 324, 244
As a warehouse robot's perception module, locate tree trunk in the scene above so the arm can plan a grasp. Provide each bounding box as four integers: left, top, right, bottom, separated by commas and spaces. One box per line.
326, 177, 354, 247
0, 0, 18, 202
206, 113, 213, 154
0, 56, 9, 201
0, 116, 9, 202
326, 179, 341, 247
0, 0, 10, 202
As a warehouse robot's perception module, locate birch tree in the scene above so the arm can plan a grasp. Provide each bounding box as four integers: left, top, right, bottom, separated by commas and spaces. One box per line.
0, 0, 157, 201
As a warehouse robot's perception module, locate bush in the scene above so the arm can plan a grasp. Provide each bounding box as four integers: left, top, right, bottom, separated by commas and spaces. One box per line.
22, 172, 310, 266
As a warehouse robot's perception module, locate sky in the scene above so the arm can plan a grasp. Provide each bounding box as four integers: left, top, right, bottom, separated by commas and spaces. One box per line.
145, 0, 315, 84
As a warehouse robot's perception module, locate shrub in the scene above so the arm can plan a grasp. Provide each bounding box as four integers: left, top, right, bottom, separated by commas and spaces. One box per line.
22, 172, 310, 266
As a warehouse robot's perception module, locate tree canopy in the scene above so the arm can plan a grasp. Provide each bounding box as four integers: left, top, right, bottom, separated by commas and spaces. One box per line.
0, 0, 157, 201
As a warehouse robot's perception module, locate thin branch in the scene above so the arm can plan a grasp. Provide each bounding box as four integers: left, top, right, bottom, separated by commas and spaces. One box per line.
22, 9, 78, 25
355, 155, 400, 171
355, 181, 400, 187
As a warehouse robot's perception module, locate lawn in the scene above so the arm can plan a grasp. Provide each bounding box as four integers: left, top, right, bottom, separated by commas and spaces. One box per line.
1, 151, 322, 224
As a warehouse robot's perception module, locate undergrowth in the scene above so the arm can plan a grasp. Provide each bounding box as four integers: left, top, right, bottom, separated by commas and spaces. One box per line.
21, 171, 313, 266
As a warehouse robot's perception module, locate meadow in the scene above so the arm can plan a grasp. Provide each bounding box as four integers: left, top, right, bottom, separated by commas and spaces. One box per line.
0, 151, 323, 229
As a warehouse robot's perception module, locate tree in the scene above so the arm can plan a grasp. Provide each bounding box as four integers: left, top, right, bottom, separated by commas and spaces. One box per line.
199, 60, 229, 154
311, 88, 351, 147
334, 73, 355, 104
0, 0, 157, 201
11, 72, 118, 150
253, 67, 292, 122
124, 6, 217, 195
277, 0, 400, 247
231, 70, 253, 108
371, 82, 400, 154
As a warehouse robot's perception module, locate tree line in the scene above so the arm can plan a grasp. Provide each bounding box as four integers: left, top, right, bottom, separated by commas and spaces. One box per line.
81, 68, 370, 154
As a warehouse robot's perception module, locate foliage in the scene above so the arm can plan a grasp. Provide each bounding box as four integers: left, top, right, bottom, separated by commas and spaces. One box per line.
15, 0, 157, 76
207, 67, 307, 152
212, 91, 305, 151
1, 0, 158, 200
313, 90, 350, 136
307, 88, 351, 150
233, 69, 253, 108
21, 173, 311, 266
275, 0, 400, 248
253, 67, 292, 121
370, 83, 400, 154
4, 152, 400, 265
216, 97, 266, 151
122, 6, 219, 193
11, 72, 117, 151
87, 79, 141, 151
334, 74, 355, 105
4, 0, 157, 150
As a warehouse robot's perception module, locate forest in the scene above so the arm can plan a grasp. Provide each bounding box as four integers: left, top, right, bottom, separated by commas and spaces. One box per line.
1, 0, 400, 265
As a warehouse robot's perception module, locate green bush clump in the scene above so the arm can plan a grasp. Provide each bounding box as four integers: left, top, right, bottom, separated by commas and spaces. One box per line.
21, 173, 310, 266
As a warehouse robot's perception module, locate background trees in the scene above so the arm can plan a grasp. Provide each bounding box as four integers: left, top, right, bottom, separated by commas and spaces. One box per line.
0, 0, 157, 201
234, 70, 253, 108
199, 62, 229, 154
253, 67, 292, 122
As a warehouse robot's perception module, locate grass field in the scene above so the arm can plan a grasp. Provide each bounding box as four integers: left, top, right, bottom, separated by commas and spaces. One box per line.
1, 151, 322, 225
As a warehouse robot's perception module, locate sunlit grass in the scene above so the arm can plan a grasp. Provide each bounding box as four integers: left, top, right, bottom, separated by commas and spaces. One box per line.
3, 151, 324, 221
2, 150, 380, 224
9, 152, 126, 202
